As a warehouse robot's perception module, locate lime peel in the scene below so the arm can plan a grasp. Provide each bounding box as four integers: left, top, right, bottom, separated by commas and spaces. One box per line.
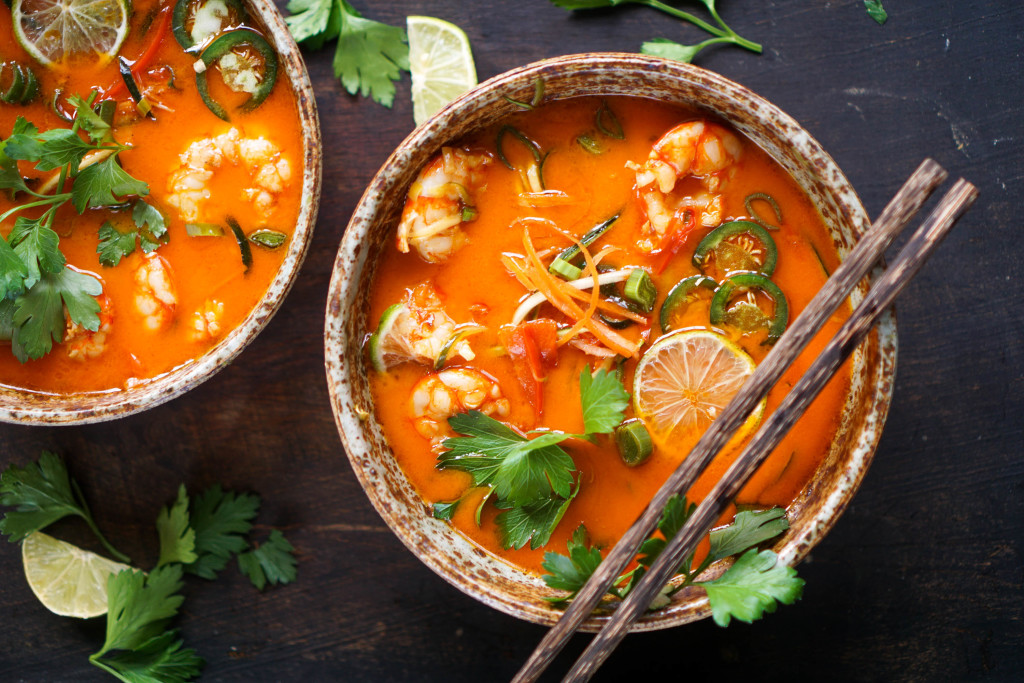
407, 15, 477, 125
22, 531, 130, 618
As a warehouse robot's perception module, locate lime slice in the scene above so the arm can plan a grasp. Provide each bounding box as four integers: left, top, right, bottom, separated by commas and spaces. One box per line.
22, 531, 130, 618
407, 15, 477, 126
633, 329, 764, 446
368, 302, 410, 372
12, 0, 130, 68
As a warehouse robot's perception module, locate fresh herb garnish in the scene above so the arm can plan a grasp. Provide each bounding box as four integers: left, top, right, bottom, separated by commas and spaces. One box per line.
437, 365, 628, 550
0, 95, 154, 361
156, 485, 198, 568
550, 0, 761, 63
541, 496, 803, 622
97, 202, 168, 266
285, 0, 410, 107
238, 530, 299, 591
864, 0, 888, 25
88, 565, 204, 683
0, 451, 129, 562
186, 485, 260, 580
1, 452, 298, 683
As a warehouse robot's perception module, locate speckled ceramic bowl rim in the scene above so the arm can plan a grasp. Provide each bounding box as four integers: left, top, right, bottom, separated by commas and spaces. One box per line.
326, 53, 897, 631
0, 0, 321, 425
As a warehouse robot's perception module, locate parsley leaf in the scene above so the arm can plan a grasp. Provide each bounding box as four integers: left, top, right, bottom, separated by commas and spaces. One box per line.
0, 451, 129, 561
440, 412, 576, 505
10, 216, 65, 289
97, 203, 168, 266
156, 486, 197, 568
864, 0, 888, 25
579, 365, 629, 434
641, 37, 703, 64
707, 507, 789, 563
541, 524, 606, 604
12, 267, 101, 360
0, 233, 29, 299
286, 0, 409, 107
237, 529, 298, 591
71, 154, 148, 212
90, 565, 204, 683
185, 486, 260, 580
701, 549, 804, 626
0, 451, 88, 542
431, 500, 459, 520
496, 484, 578, 550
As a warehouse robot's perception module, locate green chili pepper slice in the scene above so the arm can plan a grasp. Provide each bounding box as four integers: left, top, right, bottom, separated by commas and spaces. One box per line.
1, 62, 34, 104
248, 228, 287, 249
693, 220, 778, 277
196, 28, 278, 121
710, 272, 788, 344
659, 274, 717, 333
744, 192, 783, 230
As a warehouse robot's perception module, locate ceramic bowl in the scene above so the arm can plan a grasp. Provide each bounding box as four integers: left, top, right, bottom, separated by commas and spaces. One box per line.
325, 53, 896, 631
0, 0, 321, 425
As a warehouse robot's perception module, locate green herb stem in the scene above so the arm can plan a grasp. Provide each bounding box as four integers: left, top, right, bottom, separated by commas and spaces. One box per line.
643, 0, 761, 54
72, 479, 131, 563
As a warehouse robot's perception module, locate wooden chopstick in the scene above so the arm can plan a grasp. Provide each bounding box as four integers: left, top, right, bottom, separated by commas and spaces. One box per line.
512, 159, 962, 683
560, 177, 978, 682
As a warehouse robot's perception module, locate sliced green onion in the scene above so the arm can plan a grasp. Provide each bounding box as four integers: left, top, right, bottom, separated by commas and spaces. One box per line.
576, 133, 603, 154
659, 274, 717, 333
118, 57, 154, 119
502, 77, 545, 109
615, 419, 653, 466
549, 258, 583, 281
1, 62, 36, 105
810, 242, 831, 277
623, 269, 657, 313
51, 89, 74, 123
496, 125, 542, 170
595, 100, 624, 140
186, 222, 224, 236
461, 206, 478, 222
744, 192, 783, 230
550, 213, 620, 270
248, 228, 287, 249
434, 326, 484, 369
226, 216, 253, 271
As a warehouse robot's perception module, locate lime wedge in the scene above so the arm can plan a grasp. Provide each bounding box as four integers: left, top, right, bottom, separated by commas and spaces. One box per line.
407, 16, 477, 126
22, 531, 130, 618
12, 0, 130, 68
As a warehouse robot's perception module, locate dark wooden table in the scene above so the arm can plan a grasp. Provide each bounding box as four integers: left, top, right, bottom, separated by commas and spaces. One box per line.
3, 1, 1022, 680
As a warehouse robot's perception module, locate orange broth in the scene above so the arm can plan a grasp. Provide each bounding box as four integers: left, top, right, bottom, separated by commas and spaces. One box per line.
369, 97, 851, 574
0, 0, 302, 393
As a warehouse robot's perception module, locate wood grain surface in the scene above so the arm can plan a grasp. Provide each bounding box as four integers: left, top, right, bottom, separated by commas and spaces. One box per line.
2, 1, 1022, 681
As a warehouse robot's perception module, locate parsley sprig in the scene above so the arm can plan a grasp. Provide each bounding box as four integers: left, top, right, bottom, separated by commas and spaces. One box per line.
435, 366, 627, 550
541, 496, 804, 624
285, 0, 409, 107
0, 93, 160, 361
1, 452, 298, 683
550, 0, 761, 63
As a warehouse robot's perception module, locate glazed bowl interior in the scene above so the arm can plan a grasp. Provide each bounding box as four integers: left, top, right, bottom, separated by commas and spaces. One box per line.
326, 53, 896, 631
0, 0, 321, 425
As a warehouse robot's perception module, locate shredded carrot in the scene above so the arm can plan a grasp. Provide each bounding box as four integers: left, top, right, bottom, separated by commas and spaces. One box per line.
558, 231, 601, 344
520, 229, 640, 358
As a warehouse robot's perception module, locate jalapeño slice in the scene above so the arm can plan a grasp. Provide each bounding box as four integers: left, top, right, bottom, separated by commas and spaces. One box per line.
693, 220, 778, 277
709, 272, 788, 344
195, 28, 278, 121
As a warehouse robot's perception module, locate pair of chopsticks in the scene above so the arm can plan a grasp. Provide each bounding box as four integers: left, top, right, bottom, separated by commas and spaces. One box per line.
514, 159, 978, 683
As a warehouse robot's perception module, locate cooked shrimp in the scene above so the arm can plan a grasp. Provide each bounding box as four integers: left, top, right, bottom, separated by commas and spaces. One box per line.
166, 127, 293, 223
65, 294, 113, 360
396, 146, 492, 263
628, 120, 742, 247
133, 253, 177, 331
410, 368, 511, 444
378, 282, 476, 369
190, 299, 225, 342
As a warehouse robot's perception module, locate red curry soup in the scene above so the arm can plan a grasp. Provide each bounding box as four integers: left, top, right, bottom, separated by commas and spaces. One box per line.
367, 96, 850, 574
0, 0, 303, 393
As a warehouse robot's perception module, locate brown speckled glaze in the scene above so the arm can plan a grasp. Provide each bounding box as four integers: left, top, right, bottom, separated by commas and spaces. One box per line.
0, 0, 322, 425
325, 54, 897, 631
